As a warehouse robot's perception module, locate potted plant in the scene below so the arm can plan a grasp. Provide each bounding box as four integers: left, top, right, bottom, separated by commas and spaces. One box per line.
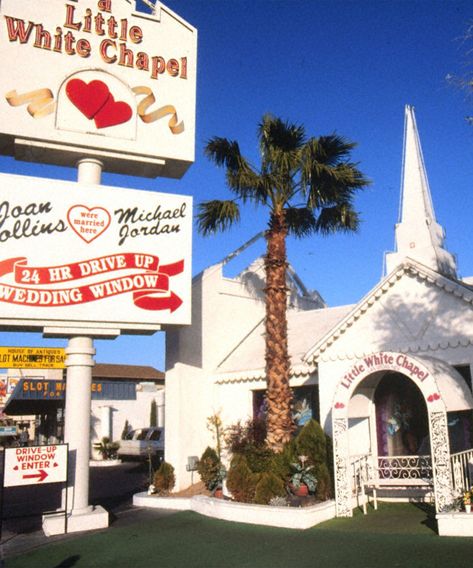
93, 437, 120, 460
463, 488, 472, 513
289, 455, 317, 497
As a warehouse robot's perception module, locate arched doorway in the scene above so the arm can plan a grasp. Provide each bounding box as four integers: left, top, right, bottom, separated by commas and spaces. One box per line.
331, 352, 470, 517
374, 372, 429, 457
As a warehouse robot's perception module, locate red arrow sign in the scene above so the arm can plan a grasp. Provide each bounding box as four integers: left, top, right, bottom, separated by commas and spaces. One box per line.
22, 469, 48, 482
134, 291, 183, 312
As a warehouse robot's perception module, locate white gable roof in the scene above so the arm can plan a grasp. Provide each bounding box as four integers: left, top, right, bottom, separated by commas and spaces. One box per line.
215, 304, 353, 383
304, 258, 473, 364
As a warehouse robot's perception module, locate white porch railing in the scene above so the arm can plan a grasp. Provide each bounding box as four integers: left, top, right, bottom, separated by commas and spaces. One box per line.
350, 454, 433, 485
450, 449, 473, 494
376, 455, 432, 481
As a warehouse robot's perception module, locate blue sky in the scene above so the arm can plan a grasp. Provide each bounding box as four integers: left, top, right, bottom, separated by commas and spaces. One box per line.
0, 0, 472, 370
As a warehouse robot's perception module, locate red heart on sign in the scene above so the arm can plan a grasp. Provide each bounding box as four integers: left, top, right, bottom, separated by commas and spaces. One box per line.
67, 205, 111, 243
335, 402, 345, 409
66, 79, 110, 120
94, 95, 132, 129
14, 465, 18, 470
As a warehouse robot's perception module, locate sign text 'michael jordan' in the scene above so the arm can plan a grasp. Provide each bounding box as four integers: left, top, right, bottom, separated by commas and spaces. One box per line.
340, 352, 430, 390
3, 0, 188, 82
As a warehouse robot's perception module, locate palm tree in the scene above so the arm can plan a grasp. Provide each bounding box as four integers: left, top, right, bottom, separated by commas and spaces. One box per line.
198, 114, 370, 452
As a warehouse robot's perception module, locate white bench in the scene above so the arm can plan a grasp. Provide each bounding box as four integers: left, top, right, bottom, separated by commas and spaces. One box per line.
361, 477, 433, 514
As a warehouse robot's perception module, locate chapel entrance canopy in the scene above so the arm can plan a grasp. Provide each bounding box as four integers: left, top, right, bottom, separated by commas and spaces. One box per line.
331, 351, 473, 517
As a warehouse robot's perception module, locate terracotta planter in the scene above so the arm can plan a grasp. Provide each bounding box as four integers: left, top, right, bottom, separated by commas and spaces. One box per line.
214, 488, 223, 499
290, 484, 309, 497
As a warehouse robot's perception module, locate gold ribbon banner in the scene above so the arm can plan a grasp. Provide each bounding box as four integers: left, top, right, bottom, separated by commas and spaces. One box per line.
5, 88, 55, 118
4, 84, 184, 134
132, 86, 184, 134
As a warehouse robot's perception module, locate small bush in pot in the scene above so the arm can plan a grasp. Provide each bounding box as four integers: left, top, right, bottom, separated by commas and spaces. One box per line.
93, 437, 120, 460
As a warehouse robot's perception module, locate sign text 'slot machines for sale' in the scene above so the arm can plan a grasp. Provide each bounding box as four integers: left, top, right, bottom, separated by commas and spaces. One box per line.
0, 173, 191, 331
0, 0, 197, 178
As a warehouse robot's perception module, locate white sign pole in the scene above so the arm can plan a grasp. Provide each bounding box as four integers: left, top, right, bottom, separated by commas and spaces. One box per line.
63, 159, 101, 516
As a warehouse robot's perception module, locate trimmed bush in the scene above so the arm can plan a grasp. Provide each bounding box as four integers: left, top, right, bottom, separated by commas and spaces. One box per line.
197, 447, 221, 491
153, 461, 175, 495
226, 454, 258, 503
294, 419, 333, 499
254, 472, 286, 505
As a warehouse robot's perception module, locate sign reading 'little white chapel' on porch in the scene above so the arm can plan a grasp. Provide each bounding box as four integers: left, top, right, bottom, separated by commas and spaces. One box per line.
340, 352, 430, 390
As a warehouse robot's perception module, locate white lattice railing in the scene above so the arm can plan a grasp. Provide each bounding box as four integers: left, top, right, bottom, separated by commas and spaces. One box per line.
376, 455, 432, 481
450, 449, 473, 494
349, 454, 372, 493
349, 454, 433, 488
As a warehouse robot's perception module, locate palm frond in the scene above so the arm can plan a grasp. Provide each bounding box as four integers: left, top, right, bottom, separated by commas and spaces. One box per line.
205, 137, 264, 202
315, 203, 360, 235
196, 200, 241, 236
300, 135, 370, 208
258, 115, 305, 178
284, 207, 318, 238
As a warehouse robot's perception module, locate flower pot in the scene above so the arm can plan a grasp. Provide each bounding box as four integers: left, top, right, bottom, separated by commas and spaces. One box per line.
290, 484, 309, 497
214, 488, 223, 499
465, 504, 471, 514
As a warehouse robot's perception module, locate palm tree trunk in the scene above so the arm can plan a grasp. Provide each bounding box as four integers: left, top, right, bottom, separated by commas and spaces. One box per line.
264, 211, 294, 452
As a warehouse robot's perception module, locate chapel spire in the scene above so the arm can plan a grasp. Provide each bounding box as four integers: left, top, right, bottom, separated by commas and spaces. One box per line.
385, 105, 457, 278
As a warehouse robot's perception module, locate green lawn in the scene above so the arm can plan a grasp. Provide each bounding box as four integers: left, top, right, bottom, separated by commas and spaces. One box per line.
6, 503, 473, 568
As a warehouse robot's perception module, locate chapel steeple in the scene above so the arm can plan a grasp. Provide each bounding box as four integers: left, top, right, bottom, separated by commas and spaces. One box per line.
385, 105, 457, 278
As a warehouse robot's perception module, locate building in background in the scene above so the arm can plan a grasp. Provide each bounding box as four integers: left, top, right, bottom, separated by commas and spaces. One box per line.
2, 363, 164, 453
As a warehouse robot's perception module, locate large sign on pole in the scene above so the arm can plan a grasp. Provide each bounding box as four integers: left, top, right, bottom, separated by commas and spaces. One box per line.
4, 444, 68, 487
0, 0, 197, 179
0, 173, 192, 331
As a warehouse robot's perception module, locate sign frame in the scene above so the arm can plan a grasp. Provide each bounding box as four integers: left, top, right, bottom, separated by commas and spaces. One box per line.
0, 0, 197, 179
3, 443, 68, 487
0, 172, 192, 334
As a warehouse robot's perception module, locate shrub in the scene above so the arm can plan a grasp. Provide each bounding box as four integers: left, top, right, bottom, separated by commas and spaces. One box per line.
293, 419, 333, 499
150, 400, 157, 427
294, 419, 326, 462
93, 437, 120, 460
121, 420, 130, 440
225, 417, 266, 455
153, 461, 175, 495
313, 462, 332, 500
197, 447, 221, 491
226, 454, 258, 503
254, 472, 286, 505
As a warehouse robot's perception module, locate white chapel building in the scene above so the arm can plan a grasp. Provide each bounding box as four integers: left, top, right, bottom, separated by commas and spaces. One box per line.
165, 106, 473, 515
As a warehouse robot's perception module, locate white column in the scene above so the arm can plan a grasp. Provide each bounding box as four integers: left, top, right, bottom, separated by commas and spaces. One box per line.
65, 158, 103, 513
77, 158, 103, 184
156, 389, 165, 428
64, 337, 95, 512
100, 405, 112, 440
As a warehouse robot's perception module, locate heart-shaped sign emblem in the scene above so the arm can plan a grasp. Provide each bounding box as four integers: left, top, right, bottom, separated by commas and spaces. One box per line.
66, 79, 110, 120
67, 205, 111, 243
66, 78, 132, 129
94, 94, 133, 129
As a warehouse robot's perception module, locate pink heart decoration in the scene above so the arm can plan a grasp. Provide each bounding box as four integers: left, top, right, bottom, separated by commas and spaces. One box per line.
67, 205, 111, 243
334, 402, 345, 409
427, 393, 440, 403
